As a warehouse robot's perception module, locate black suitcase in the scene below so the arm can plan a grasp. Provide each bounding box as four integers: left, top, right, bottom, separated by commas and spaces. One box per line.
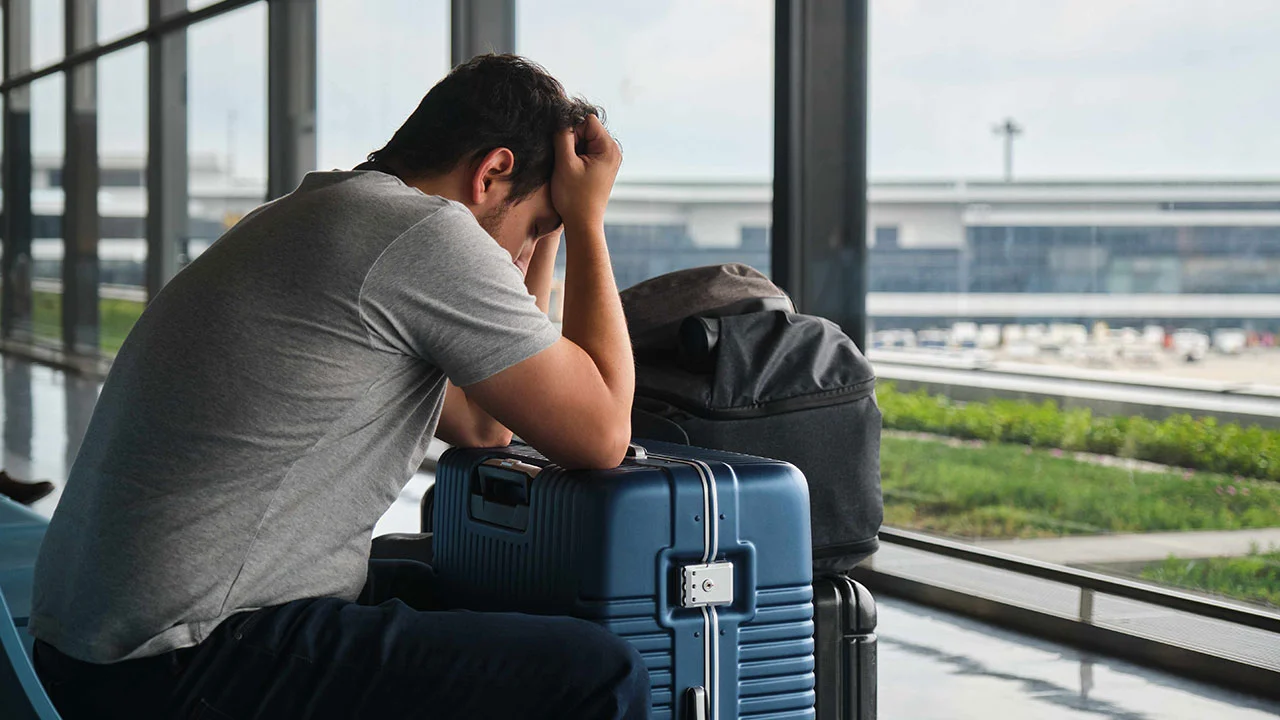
814, 576, 878, 720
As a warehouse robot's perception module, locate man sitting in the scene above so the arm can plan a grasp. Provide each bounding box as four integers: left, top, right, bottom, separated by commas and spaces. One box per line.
30, 54, 645, 719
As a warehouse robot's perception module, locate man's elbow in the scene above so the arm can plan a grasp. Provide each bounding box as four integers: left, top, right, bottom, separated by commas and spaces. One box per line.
480, 427, 515, 448
452, 426, 513, 449
571, 419, 631, 471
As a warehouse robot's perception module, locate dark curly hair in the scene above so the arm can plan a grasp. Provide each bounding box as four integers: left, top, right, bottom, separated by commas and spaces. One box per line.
367, 54, 601, 203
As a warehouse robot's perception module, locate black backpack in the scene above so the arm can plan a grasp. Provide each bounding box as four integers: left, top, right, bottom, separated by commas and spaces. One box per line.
622, 264, 883, 574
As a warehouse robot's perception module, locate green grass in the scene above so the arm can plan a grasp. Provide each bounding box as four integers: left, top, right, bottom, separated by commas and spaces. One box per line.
98, 297, 145, 353
879, 383, 1280, 483
882, 435, 1280, 540
1139, 546, 1280, 608
31, 291, 144, 354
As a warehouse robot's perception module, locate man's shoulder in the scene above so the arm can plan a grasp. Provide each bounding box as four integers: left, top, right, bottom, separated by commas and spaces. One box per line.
300, 170, 454, 214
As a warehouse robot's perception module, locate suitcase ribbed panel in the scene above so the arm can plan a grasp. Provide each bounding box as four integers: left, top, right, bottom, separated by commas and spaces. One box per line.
436, 465, 581, 610
433, 442, 815, 720
737, 585, 816, 718
599, 605, 675, 717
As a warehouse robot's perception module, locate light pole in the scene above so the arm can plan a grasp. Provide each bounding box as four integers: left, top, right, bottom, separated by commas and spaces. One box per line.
992, 117, 1023, 181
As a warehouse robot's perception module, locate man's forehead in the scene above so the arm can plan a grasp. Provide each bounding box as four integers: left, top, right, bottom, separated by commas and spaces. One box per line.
527, 185, 561, 228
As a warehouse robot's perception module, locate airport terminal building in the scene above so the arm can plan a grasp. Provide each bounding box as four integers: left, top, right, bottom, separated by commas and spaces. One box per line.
28, 157, 1280, 334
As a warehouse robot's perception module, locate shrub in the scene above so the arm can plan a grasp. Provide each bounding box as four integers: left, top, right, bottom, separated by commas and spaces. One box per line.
877, 383, 1280, 483
1139, 546, 1280, 608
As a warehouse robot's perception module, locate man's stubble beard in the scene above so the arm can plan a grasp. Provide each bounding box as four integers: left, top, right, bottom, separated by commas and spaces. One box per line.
478, 203, 509, 238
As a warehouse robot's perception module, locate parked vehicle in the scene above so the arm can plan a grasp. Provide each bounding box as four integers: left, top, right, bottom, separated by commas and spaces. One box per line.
917, 329, 950, 348
1212, 328, 1248, 355
1172, 329, 1210, 363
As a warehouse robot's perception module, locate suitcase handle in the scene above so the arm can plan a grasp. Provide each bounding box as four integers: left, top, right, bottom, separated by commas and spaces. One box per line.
470, 460, 534, 531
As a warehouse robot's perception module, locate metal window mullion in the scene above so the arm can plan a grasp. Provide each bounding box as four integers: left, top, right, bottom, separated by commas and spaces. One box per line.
145, 0, 188, 300
843, 0, 869, 348
2, 0, 34, 342
450, 0, 514, 66
63, 0, 101, 354
267, 0, 316, 200
772, 0, 803, 309
772, 0, 869, 350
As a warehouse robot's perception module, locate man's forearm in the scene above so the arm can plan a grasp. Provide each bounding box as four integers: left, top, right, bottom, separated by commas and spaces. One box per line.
525, 232, 561, 314
560, 223, 634, 410
439, 382, 512, 447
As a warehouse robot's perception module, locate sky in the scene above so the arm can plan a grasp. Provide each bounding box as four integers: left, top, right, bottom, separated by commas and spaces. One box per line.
15, 0, 1280, 183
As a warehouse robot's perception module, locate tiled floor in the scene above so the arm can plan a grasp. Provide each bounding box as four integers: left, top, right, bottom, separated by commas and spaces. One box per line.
3, 354, 1278, 718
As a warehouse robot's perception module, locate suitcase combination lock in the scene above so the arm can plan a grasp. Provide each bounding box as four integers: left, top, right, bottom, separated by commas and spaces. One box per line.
681, 562, 734, 607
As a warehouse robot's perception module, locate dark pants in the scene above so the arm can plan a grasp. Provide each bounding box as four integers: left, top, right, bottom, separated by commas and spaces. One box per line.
33, 559, 651, 719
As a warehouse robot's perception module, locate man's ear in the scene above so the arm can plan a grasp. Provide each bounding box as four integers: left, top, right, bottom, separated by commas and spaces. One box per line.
470, 147, 516, 205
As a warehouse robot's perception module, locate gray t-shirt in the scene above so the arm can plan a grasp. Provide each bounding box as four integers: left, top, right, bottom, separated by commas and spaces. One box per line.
30, 170, 560, 663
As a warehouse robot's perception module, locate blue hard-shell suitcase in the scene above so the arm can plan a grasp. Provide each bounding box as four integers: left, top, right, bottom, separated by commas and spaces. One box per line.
432, 440, 817, 720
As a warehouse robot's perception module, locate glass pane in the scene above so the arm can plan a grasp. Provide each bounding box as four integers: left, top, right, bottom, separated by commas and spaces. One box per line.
98, 46, 148, 353
517, 0, 774, 292
317, 0, 450, 172
97, 0, 148, 45
31, 0, 66, 70
868, 1, 1280, 611
187, 2, 267, 261
31, 73, 65, 345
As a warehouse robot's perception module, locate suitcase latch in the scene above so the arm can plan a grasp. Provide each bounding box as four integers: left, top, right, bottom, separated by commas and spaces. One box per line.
681, 562, 734, 607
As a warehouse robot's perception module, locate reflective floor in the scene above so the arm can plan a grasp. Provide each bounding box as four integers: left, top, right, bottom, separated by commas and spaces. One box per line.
0, 357, 101, 520
3, 354, 1278, 718
879, 598, 1280, 719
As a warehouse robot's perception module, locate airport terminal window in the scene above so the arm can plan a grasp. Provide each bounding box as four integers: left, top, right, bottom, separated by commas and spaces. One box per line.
741, 226, 769, 251
868, 0, 1280, 612
317, 0, 449, 172
517, 0, 774, 289
874, 226, 899, 248
97, 0, 147, 45
187, 2, 267, 258
30, 73, 65, 345
953, 226, 1280, 295
99, 169, 146, 187
98, 45, 149, 351
30, 0, 65, 71
869, 247, 961, 293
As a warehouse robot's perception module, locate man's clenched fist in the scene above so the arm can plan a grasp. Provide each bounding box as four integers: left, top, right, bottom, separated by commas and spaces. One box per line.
551, 114, 622, 231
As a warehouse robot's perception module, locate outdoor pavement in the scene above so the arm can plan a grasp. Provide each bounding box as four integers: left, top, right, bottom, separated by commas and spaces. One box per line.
976, 527, 1280, 566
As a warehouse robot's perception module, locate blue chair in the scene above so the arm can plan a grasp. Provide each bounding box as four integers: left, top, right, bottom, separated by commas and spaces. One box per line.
0, 494, 59, 718
0, 583, 61, 719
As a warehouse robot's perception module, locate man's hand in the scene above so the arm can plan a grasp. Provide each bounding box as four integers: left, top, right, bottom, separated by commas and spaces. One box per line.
551, 114, 622, 230
460, 115, 634, 470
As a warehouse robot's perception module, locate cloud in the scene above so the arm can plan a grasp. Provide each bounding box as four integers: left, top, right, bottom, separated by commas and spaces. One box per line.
518, 0, 774, 180
24, 0, 1280, 183
316, 0, 451, 170
870, 0, 1280, 178
187, 3, 268, 181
